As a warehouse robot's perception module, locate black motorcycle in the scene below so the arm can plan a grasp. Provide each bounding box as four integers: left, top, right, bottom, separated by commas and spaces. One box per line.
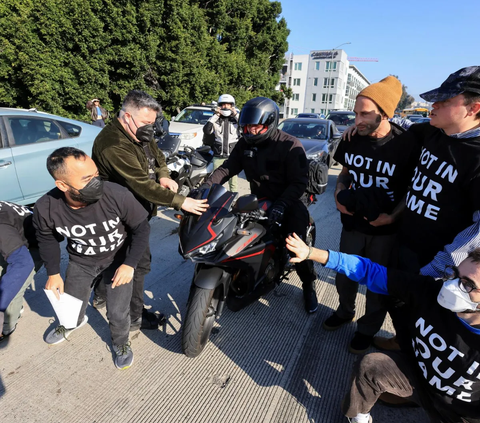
157, 135, 214, 197
178, 184, 316, 358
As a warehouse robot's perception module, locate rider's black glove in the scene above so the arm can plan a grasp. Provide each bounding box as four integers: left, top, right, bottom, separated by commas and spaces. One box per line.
268, 201, 286, 226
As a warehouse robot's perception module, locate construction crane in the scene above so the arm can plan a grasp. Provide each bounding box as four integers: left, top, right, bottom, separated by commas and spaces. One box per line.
348, 57, 379, 62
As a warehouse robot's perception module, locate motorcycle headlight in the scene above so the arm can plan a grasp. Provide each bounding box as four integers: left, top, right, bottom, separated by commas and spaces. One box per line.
197, 240, 218, 255
179, 133, 197, 141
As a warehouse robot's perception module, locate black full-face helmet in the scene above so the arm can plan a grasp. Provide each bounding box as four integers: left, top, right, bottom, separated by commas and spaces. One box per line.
239, 97, 279, 145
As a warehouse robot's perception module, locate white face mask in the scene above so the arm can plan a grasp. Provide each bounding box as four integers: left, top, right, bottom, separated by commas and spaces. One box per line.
437, 278, 480, 313
219, 109, 232, 117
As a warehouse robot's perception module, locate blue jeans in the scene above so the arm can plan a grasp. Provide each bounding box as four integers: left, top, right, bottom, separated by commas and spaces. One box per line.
65, 252, 132, 346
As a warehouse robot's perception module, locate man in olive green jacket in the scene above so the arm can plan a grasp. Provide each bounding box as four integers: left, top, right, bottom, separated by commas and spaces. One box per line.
92, 90, 208, 330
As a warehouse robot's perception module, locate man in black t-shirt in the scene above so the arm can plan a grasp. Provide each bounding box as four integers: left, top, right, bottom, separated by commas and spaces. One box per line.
33, 147, 150, 370
286, 234, 480, 423
326, 76, 421, 354
0, 202, 42, 341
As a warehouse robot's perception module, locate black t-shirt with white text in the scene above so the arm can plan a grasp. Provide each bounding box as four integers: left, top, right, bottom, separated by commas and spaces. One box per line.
33, 182, 148, 275
0, 201, 36, 260
334, 123, 421, 235
387, 269, 480, 422
400, 124, 480, 266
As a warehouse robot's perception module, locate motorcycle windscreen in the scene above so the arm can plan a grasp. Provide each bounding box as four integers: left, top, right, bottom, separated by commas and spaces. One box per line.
157, 135, 181, 155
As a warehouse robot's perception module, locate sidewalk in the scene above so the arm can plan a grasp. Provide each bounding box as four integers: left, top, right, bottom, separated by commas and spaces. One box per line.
0, 166, 429, 423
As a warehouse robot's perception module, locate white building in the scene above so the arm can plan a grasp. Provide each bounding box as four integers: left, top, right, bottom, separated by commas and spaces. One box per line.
278, 51, 370, 118
345, 65, 370, 111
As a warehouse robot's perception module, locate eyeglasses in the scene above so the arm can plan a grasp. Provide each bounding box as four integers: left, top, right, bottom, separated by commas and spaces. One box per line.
444, 265, 480, 294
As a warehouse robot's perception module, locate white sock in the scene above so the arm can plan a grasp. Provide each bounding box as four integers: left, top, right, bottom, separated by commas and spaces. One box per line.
351, 412, 371, 423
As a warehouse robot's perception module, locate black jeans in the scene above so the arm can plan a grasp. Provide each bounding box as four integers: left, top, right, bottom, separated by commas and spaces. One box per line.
94, 243, 151, 321
65, 252, 132, 346
335, 228, 396, 336
281, 199, 316, 285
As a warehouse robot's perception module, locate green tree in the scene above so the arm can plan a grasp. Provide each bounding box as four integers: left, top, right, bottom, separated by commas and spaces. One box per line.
390, 74, 415, 111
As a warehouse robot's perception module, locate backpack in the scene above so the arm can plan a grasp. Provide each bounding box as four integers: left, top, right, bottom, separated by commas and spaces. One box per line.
306, 160, 328, 196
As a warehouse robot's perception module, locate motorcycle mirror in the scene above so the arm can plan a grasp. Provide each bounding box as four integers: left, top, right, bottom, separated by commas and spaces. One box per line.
233, 194, 258, 213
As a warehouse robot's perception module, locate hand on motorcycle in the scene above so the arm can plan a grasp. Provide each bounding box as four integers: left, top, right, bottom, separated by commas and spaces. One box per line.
268, 202, 286, 226
159, 177, 178, 193
182, 197, 209, 215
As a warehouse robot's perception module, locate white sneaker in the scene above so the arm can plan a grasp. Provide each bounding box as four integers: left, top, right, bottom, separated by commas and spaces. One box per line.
348, 415, 373, 423
45, 315, 88, 345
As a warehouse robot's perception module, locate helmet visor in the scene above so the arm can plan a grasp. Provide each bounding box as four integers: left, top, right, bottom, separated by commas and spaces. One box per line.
239, 107, 272, 126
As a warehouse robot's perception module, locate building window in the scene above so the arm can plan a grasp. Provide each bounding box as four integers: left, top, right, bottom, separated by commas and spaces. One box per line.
312, 93, 317, 102
323, 78, 335, 88
326, 61, 337, 72
311, 109, 315, 113
315, 62, 320, 71
313, 78, 318, 86
292, 93, 299, 101
291, 108, 298, 116
294, 62, 302, 71
293, 78, 301, 86
322, 94, 333, 104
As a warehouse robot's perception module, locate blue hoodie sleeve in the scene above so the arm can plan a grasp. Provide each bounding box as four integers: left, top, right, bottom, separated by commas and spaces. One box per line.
0, 245, 34, 311
325, 250, 389, 295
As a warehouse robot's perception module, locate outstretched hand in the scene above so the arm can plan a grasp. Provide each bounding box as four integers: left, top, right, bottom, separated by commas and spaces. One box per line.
286, 233, 310, 263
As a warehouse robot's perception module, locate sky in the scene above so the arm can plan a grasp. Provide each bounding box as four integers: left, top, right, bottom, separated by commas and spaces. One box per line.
278, 0, 480, 101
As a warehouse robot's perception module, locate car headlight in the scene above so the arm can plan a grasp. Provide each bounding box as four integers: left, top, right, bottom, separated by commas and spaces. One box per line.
179, 133, 198, 140
306, 150, 326, 160
197, 240, 218, 254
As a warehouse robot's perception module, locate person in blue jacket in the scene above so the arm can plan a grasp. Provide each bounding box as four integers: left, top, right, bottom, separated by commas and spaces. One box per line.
286, 233, 480, 423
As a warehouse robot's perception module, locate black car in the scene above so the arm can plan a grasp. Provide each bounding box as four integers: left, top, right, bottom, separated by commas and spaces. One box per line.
326, 110, 355, 134
278, 118, 342, 168
295, 113, 325, 119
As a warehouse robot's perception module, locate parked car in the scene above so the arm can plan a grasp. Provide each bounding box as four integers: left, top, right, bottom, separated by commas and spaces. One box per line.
326, 110, 356, 134
0, 108, 102, 205
277, 118, 342, 168
295, 113, 325, 119
169, 104, 216, 150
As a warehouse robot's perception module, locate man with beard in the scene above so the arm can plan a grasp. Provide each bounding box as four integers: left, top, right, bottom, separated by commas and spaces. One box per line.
33, 147, 150, 369
324, 76, 421, 354
286, 233, 480, 423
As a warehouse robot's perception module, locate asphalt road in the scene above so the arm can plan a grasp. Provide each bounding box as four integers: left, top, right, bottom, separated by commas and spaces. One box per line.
0, 165, 430, 423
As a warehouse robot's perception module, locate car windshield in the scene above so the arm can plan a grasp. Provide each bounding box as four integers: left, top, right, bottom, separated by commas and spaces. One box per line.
327, 113, 355, 127
278, 121, 327, 140
175, 109, 214, 124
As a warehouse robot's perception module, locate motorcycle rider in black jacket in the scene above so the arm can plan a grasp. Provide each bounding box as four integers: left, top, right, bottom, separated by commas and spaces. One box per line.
204, 97, 318, 313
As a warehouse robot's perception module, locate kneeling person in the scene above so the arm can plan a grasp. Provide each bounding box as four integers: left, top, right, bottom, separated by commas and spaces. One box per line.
33, 147, 150, 370
286, 233, 480, 423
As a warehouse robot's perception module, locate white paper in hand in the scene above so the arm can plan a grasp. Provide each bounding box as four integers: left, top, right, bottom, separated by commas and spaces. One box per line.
44, 290, 83, 329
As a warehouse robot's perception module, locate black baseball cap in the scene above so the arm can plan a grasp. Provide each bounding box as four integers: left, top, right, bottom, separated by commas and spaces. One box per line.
420, 66, 480, 102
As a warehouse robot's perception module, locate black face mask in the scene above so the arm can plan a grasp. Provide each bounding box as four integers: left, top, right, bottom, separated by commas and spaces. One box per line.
131, 116, 155, 143
67, 177, 104, 204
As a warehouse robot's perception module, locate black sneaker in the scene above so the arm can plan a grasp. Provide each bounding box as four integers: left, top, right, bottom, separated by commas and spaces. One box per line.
130, 308, 166, 331
349, 332, 373, 355
322, 313, 354, 331
113, 342, 134, 370
302, 281, 318, 313
92, 296, 106, 310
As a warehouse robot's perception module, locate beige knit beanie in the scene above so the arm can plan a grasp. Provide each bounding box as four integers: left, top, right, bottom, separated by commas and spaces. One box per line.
357, 76, 402, 118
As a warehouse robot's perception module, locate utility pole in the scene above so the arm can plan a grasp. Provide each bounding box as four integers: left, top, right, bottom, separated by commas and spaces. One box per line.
325, 42, 351, 116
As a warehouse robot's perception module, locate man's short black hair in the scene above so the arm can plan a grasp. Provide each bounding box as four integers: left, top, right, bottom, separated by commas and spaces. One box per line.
463, 91, 480, 120
121, 90, 161, 114
47, 147, 87, 179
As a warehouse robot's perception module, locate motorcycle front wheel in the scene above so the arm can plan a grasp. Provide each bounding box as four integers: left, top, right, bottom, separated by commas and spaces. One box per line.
182, 285, 220, 358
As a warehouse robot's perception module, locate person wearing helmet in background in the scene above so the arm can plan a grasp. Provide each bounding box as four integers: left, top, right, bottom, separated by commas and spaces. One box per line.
203, 97, 318, 313
202, 94, 240, 192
